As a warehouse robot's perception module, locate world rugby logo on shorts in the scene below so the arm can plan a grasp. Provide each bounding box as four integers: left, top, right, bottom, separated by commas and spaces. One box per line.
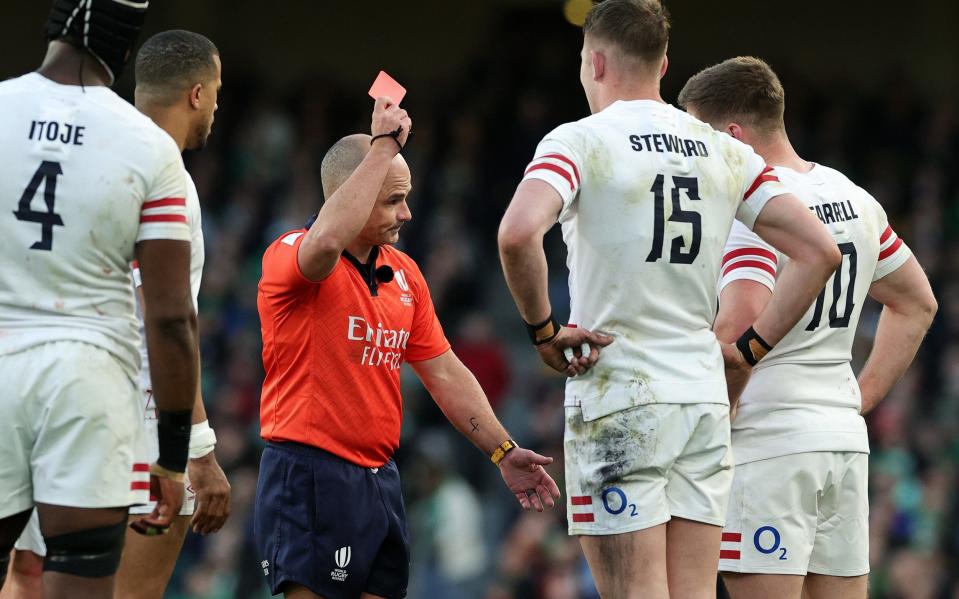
331, 546, 351, 582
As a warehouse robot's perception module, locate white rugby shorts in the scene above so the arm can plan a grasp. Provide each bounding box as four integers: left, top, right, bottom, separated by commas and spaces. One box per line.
0, 341, 149, 518
564, 403, 733, 535
719, 451, 869, 576
13, 510, 44, 556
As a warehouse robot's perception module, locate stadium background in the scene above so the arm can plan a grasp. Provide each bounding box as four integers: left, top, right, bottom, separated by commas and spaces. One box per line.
2, 0, 958, 597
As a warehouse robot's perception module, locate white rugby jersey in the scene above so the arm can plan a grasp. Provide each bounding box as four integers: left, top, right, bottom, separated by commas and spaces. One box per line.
719, 163, 911, 464
0, 73, 190, 379
522, 99, 788, 420
133, 172, 204, 391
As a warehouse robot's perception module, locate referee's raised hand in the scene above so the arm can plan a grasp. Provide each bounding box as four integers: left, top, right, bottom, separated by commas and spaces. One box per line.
371, 96, 411, 153
497, 447, 562, 512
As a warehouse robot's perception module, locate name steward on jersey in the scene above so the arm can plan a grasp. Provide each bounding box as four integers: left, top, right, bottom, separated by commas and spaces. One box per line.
629, 133, 709, 157
347, 315, 409, 370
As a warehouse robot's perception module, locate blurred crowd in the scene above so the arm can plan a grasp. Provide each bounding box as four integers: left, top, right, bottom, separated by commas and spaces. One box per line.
159, 8, 959, 599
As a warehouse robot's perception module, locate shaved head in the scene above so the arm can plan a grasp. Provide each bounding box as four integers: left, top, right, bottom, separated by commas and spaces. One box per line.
321, 134, 372, 200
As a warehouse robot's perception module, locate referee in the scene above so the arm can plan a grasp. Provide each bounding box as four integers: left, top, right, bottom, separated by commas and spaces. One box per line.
253, 98, 560, 599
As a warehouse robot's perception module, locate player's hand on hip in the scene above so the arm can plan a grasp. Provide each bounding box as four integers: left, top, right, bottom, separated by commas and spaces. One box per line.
188, 452, 232, 535
721, 342, 752, 418
536, 326, 613, 377
498, 447, 562, 512
371, 96, 412, 152
130, 465, 185, 536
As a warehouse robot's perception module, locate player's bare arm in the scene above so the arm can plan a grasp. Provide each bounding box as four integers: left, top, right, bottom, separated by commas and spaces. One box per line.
297, 97, 411, 281
498, 179, 613, 376
744, 193, 841, 352
134, 238, 199, 533
714, 280, 773, 409
187, 380, 231, 535
858, 256, 936, 414
409, 349, 561, 512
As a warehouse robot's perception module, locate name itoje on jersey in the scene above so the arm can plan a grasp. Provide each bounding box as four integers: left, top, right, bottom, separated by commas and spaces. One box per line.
629, 133, 709, 158
28, 120, 85, 146
347, 315, 409, 370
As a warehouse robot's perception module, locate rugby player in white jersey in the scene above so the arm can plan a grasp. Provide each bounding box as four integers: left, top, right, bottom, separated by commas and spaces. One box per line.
0, 2, 198, 599
498, 2, 843, 597
2, 30, 231, 599
678, 56, 937, 599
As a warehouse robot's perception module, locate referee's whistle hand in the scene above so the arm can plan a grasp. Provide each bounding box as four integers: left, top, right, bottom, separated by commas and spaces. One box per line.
498, 448, 562, 513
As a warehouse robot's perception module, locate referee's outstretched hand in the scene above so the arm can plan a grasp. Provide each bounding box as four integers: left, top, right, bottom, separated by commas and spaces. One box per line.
498, 448, 562, 512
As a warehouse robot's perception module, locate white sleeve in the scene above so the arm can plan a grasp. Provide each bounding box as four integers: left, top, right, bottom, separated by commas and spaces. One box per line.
719, 220, 779, 293
873, 208, 912, 281
734, 145, 790, 229
521, 126, 583, 217
136, 134, 190, 243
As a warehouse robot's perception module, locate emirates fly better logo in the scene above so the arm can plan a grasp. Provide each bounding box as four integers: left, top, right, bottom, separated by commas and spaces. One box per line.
331, 546, 351, 582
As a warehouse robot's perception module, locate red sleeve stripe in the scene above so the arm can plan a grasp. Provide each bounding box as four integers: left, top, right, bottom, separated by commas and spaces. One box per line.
721, 532, 742, 542
719, 550, 741, 560
743, 166, 779, 201
571, 496, 593, 505
722, 247, 777, 267
142, 197, 186, 211
141, 214, 188, 224
539, 153, 581, 186
131, 481, 151, 491
879, 225, 893, 244
878, 237, 903, 260
723, 259, 776, 279
525, 162, 575, 191
132, 463, 149, 472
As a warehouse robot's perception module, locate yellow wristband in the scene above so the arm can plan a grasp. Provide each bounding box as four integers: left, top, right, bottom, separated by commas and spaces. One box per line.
490, 439, 517, 465
149, 462, 185, 483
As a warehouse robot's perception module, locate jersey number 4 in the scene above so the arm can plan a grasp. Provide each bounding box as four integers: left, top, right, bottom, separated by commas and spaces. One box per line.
13, 160, 64, 251
645, 174, 701, 264
806, 242, 857, 330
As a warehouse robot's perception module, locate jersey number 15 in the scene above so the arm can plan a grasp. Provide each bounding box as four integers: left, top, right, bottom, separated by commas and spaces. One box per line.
645, 174, 702, 264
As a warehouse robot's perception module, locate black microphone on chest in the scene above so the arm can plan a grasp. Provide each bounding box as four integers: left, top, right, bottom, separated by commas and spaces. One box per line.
374, 265, 394, 284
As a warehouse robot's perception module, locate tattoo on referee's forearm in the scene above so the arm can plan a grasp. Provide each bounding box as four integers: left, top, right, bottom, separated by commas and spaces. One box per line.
469, 417, 480, 433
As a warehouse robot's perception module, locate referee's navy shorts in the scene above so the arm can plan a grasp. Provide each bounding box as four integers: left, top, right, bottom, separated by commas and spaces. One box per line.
254, 441, 410, 599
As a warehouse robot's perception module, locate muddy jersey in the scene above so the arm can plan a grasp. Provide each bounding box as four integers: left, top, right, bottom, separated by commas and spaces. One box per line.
0, 73, 189, 378
522, 99, 789, 421
719, 163, 911, 463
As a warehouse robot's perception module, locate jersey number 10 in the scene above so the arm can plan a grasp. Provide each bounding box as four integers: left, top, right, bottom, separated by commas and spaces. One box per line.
806, 242, 857, 331
14, 160, 64, 251
645, 174, 702, 264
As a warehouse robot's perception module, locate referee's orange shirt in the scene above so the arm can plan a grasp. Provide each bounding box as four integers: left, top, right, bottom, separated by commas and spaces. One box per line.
257, 230, 450, 467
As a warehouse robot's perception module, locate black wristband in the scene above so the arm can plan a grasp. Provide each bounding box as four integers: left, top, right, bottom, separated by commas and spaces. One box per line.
735, 326, 774, 366
156, 409, 192, 473
370, 125, 405, 152
526, 314, 561, 345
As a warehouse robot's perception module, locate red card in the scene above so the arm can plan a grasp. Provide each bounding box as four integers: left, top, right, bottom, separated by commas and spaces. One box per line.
368, 71, 407, 105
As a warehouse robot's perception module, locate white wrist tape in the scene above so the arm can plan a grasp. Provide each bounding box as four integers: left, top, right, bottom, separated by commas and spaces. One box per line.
188, 420, 217, 459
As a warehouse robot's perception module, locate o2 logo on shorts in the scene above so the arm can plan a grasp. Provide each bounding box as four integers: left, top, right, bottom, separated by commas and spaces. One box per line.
601, 487, 639, 518
754, 525, 788, 560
